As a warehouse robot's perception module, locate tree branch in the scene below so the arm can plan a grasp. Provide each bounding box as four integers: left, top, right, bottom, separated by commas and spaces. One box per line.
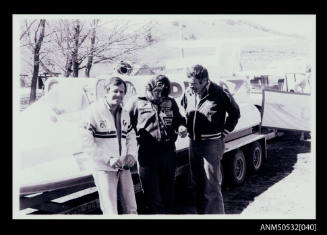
20, 19, 37, 40
39, 59, 57, 76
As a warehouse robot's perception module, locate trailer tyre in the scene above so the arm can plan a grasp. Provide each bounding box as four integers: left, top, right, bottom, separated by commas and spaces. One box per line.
246, 141, 263, 173
225, 149, 247, 186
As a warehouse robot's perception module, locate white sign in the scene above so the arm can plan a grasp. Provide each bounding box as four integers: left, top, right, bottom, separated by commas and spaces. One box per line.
262, 90, 311, 131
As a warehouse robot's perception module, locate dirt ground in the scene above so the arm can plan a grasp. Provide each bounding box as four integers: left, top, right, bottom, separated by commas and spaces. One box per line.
172, 131, 314, 218
85, 131, 313, 217
240, 136, 314, 218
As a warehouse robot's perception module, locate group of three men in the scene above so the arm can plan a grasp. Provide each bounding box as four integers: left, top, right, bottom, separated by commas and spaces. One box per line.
80, 64, 241, 215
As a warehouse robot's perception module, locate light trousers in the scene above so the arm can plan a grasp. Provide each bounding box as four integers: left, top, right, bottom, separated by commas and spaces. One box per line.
92, 169, 137, 215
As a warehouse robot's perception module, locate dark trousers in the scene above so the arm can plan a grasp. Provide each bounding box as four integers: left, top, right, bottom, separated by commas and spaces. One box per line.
138, 142, 176, 214
189, 138, 225, 214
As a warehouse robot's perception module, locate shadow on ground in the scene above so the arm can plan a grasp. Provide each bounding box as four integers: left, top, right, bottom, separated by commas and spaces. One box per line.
172, 131, 311, 214
88, 132, 311, 215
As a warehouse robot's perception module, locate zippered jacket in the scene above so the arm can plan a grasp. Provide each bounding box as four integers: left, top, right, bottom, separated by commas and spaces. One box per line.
181, 81, 240, 141
129, 96, 186, 146
80, 99, 137, 171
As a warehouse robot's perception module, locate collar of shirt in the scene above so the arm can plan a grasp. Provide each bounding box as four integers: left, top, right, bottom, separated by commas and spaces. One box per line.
104, 99, 122, 113
104, 99, 122, 155
205, 80, 211, 92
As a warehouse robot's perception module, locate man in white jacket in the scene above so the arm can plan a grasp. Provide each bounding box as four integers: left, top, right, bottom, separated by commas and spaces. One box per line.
81, 76, 138, 215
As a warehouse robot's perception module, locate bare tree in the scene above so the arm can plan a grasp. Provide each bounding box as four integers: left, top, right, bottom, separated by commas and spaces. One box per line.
30, 19, 46, 103
72, 19, 87, 77
21, 18, 158, 81
49, 19, 91, 77
20, 20, 37, 41
85, 19, 99, 77
84, 19, 158, 76
20, 19, 46, 104
20, 20, 59, 88
47, 19, 156, 77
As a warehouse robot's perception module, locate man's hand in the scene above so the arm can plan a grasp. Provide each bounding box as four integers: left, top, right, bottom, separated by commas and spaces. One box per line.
178, 125, 187, 138
124, 154, 136, 168
109, 157, 123, 169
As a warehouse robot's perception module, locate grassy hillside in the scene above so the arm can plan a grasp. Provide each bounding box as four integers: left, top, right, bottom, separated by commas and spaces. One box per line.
19, 17, 312, 78
92, 18, 311, 77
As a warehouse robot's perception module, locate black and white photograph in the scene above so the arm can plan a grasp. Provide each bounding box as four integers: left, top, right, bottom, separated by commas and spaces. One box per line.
13, 14, 315, 222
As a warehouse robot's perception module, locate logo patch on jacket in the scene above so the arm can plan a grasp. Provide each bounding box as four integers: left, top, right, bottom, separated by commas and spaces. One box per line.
99, 120, 107, 129
198, 100, 217, 122
163, 117, 173, 125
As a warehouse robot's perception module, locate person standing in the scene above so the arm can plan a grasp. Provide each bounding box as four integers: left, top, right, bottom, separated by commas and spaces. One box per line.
129, 75, 187, 214
80, 76, 138, 215
181, 64, 240, 214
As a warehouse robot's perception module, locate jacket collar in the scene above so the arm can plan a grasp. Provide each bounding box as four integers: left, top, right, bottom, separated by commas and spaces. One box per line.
198, 80, 211, 99
205, 80, 211, 93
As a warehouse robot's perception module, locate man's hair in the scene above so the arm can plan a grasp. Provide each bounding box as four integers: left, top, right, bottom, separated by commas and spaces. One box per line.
186, 64, 209, 81
104, 76, 127, 94
146, 74, 171, 97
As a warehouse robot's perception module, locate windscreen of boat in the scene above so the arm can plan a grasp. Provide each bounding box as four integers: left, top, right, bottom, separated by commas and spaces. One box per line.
18, 78, 97, 153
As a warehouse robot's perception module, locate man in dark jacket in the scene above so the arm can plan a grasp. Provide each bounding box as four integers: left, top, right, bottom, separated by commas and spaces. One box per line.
129, 75, 186, 214
181, 64, 240, 214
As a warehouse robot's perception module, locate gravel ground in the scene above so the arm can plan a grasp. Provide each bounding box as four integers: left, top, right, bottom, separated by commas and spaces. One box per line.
75, 131, 314, 218
173, 132, 314, 218
241, 147, 314, 218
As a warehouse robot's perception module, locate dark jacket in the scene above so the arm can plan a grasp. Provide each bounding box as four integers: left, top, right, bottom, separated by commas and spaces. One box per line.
129, 96, 186, 146
181, 81, 240, 141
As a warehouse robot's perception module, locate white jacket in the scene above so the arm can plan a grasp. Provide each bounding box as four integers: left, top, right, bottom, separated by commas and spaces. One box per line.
80, 99, 137, 171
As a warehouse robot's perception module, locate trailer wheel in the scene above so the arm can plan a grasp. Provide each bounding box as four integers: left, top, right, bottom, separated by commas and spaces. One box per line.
226, 149, 247, 186
246, 141, 263, 173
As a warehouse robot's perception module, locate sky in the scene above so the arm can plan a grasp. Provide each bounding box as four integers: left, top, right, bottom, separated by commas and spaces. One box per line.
15, 14, 315, 40
230, 15, 315, 40
104, 14, 316, 40
162, 14, 316, 40
102, 14, 316, 40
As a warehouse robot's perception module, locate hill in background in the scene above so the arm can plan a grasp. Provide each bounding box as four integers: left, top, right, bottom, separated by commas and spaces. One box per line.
92, 18, 312, 77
